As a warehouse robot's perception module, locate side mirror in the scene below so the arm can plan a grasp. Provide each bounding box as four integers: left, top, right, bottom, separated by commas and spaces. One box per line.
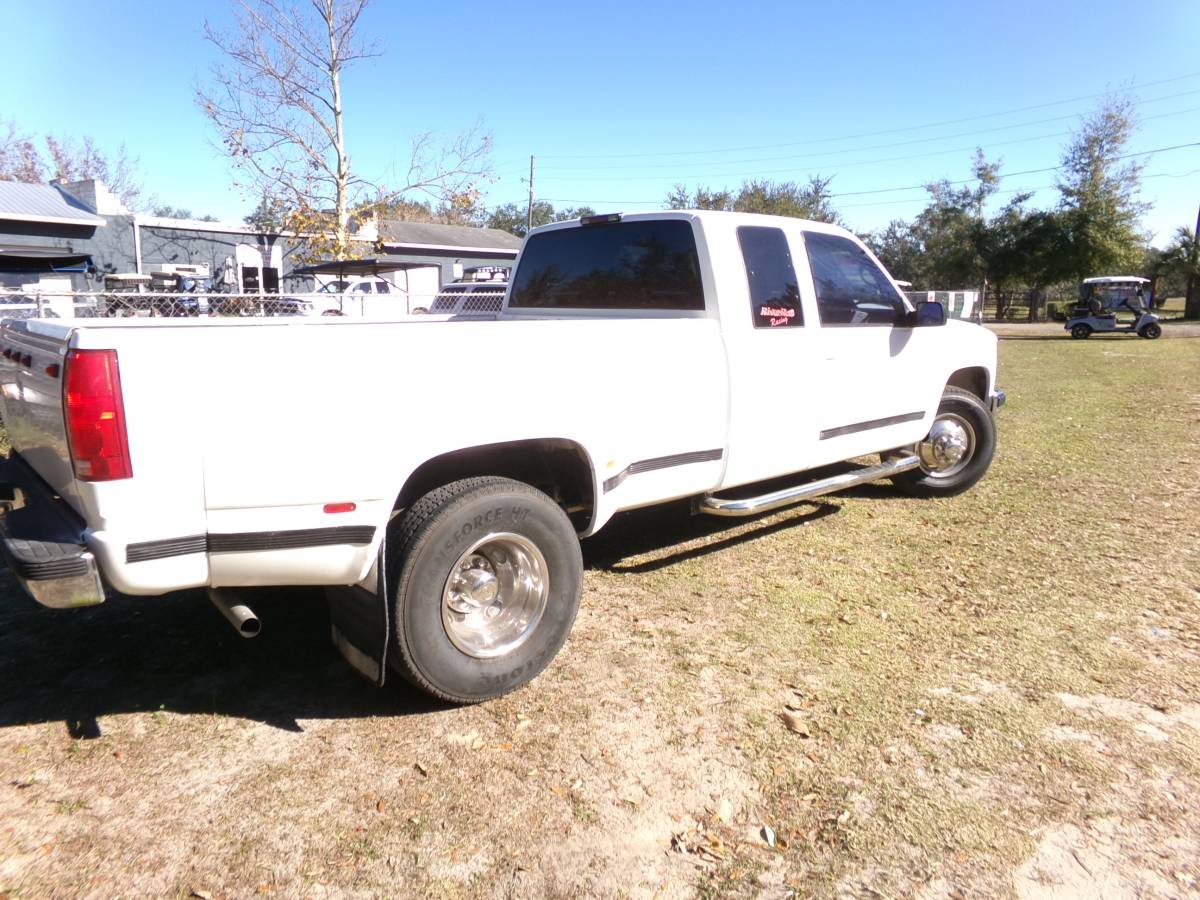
914, 300, 946, 327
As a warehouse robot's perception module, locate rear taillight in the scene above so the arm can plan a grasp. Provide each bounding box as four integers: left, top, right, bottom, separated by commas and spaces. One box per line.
64, 349, 133, 481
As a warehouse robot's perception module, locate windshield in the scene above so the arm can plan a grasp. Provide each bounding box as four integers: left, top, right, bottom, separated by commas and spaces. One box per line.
1081, 281, 1146, 309
317, 280, 350, 293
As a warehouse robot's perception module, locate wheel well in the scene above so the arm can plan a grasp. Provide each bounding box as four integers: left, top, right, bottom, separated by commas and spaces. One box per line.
396, 439, 596, 531
946, 367, 989, 401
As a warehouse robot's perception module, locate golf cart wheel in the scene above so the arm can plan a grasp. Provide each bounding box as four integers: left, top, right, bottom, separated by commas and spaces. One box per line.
893, 387, 996, 498
1070, 323, 1092, 339
1139, 323, 1162, 340
387, 477, 582, 704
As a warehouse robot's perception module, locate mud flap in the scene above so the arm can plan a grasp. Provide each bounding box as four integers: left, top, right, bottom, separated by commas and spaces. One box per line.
327, 542, 389, 687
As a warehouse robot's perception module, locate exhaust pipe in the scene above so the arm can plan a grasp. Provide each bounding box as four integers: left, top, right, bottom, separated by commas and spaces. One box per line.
207, 588, 261, 638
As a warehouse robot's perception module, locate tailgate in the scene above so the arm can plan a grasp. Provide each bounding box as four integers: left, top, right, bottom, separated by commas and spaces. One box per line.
0, 318, 78, 511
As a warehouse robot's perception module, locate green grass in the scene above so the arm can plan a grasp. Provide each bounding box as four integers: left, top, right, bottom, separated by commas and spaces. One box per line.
0, 333, 1197, 899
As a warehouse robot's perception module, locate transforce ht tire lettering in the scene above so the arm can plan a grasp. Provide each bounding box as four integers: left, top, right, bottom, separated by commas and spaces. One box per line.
387, 477, 582, 704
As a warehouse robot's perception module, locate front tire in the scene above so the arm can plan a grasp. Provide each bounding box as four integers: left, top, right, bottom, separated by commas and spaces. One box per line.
387, 477, 582, 704
1071, 323, 1092, 339
893, 387, 996, 498
1139, 323, 1162, 339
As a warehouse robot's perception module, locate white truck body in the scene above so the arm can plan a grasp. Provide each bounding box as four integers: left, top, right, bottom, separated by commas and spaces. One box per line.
0, 211, 1002, 700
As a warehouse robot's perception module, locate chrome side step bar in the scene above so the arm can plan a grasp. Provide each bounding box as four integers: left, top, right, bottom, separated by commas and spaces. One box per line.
698, 454, 921, 518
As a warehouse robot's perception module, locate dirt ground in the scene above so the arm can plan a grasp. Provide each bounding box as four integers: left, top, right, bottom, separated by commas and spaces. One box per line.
1, 324, 1198, 898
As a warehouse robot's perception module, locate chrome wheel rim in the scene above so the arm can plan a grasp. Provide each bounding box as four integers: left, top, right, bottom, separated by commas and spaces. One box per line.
916, 413, 975, 479
441, 532, 549, 659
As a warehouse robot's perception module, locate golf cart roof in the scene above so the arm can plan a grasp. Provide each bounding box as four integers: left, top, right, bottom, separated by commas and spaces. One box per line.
1081, 276, 1150, 285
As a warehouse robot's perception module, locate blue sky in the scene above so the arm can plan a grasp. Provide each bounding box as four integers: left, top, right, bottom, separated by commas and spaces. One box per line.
6, 0, 1198, 244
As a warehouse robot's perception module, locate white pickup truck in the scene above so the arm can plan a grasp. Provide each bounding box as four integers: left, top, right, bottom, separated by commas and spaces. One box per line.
0, 211, 1003, 703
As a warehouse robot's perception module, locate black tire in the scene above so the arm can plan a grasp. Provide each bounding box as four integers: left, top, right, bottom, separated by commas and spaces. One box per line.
1070, 323, 1092, 339
1140, 323, 1162, 340
893, 387, 996, 498
387, 477, 582, 704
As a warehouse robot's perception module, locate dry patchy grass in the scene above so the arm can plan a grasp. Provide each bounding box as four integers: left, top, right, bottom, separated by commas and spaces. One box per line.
1, 327, 1198, 898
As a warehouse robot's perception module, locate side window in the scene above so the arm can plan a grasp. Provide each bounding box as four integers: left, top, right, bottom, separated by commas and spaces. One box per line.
738, 226, 802, 328
375, 281, 391, 294
804, 231, 904, 326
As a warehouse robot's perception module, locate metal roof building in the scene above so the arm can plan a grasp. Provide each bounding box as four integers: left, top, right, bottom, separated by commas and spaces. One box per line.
0, 181, 106, 228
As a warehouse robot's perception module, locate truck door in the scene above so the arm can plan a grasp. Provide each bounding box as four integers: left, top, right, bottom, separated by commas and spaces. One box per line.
801, 230, 930, 460
718, 224, 825, 488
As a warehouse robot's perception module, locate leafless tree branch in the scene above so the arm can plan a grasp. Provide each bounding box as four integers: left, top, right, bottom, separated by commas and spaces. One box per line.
197, 0, 492, 260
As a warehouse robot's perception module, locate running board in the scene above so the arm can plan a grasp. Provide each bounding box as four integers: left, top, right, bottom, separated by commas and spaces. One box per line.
698, 455, 921, 517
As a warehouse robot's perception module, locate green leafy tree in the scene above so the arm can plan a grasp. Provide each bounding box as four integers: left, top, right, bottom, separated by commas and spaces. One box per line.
485, 201, 595, 237
912, 150, 1001, 289
868, 220, 928, 286
666, 176, 840, 223
151, 204, 218, 221
1155, 225, 1200, 319
1055, 96, 1149, 277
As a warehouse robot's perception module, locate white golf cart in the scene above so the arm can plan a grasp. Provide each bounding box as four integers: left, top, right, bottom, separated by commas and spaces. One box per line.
1066, 276, 1161, 340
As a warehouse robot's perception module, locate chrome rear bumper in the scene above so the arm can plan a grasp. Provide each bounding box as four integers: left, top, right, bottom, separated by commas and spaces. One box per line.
0, 455, 105, 609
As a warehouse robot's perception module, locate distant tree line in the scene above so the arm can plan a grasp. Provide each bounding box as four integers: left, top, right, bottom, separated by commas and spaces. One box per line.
662, 97, 1199, 319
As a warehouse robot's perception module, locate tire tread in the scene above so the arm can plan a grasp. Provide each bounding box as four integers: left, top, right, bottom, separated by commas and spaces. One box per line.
388, 477, 576, 704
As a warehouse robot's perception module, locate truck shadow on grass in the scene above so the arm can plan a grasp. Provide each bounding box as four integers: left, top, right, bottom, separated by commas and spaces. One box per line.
583, 497, 840, 573
0, 486, 859, 736
0, 580, 448, 736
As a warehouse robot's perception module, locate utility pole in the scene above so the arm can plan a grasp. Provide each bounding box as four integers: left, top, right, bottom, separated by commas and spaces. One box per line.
526, 155, 535, 233
1188, 201, 1200, 320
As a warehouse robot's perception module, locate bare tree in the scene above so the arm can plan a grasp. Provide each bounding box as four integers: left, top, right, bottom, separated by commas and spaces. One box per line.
0, 120, 144, 208
198, 0, 492, 259
0, 121, 45, 183
44, 135, 144, 209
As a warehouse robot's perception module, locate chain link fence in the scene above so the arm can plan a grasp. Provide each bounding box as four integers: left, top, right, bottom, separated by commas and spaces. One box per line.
0, 288, 509, 320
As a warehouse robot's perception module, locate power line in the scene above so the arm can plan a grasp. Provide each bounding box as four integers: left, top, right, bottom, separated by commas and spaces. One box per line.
534, 108, 1200, 183
520, 143, 1200, 209
839, 168, 1200, 210
525, 71, 1200, 162
531, 89, 1200, 174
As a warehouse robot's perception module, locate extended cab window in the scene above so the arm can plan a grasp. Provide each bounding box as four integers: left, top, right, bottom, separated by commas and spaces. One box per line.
739, 226, 802, 328
509, 220, 704, 310
804, 231, 904, 326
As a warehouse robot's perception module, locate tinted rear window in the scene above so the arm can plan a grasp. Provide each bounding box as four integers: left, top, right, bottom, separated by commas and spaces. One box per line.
509, 220, 704, 310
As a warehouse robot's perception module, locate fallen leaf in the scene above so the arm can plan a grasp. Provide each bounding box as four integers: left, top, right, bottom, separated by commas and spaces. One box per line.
376, 798, 385, 813
779, 711, 810, 737
414, 762, 428, 777
761, 825, 777, 847
190, 891, 213, 900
